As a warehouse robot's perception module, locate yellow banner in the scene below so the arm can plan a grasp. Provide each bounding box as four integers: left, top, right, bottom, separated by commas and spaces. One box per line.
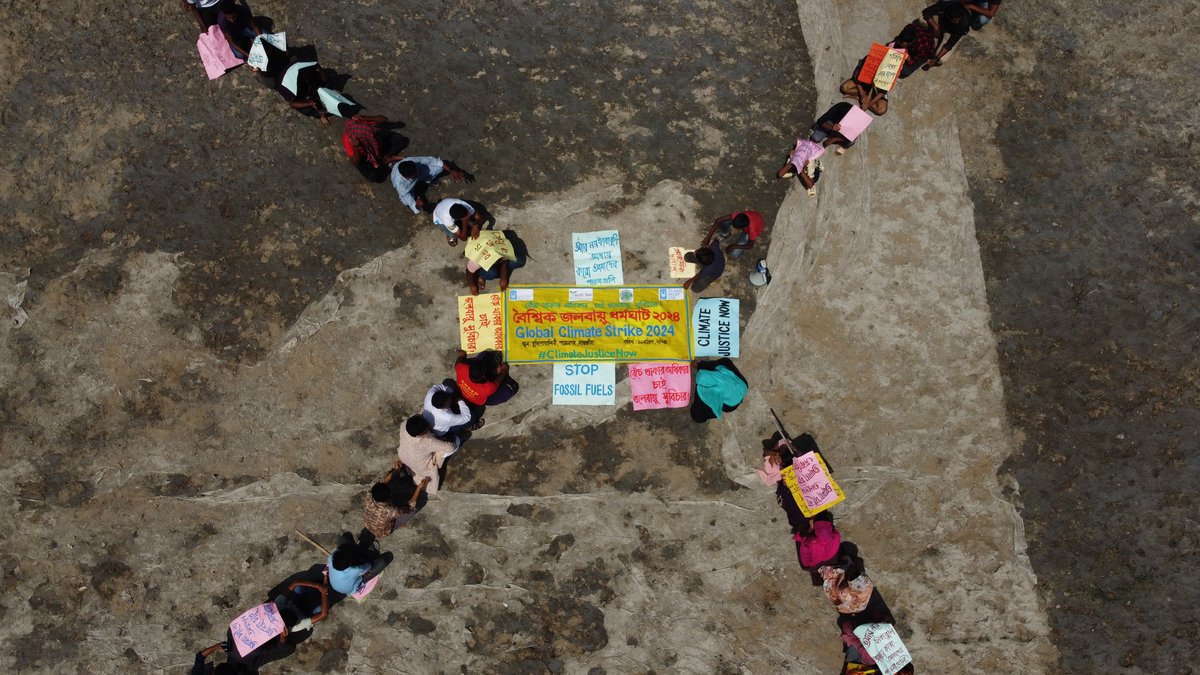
457, 293, 504, 354
504, 285, 691, 363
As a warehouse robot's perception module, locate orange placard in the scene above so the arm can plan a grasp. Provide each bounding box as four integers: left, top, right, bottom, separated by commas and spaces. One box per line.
856, 43, 907, 91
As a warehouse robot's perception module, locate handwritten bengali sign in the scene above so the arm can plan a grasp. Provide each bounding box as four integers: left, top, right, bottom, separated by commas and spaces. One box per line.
857, 43, 907, 91
781, 451, 845, 517
668, 247, 697, 279
246, 32, 286, 72
572, 230, 624, 286
552, 363, 616, 405
505, 285, 690, 363
457, 293, 504, 354
464, 230, 515, 271
229, 602, 285, 657
853, 623, 913, 675
628, 362, 691, 410
692, 297, 740, 358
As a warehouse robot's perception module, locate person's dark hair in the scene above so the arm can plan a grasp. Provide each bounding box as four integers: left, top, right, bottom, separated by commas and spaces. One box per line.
468, 361, 488, 383
944, 3, 969, 24
449, 204, 470, 220
397, 161, 417, 179
405, 415, 429, 436
694, 247, 715, 266
897, 25, 918, 44
792, 517, 814, 537
733, 213, 750, 229
431, 391, 451, 409
218, 0, 238, 13
371, 483, 390, 503
215, 664, 240, 674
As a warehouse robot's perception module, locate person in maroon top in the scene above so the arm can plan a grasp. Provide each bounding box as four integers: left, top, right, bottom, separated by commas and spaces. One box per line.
342, 113, 406, 182
705, 211, 765, 259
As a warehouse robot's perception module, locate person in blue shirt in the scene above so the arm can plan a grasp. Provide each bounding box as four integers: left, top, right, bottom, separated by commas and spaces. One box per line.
326, 532, 391, 595
389, 157, 474, 214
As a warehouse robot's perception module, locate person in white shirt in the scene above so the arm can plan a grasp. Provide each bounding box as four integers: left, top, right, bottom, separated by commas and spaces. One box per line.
422, 382, 476, 438
431, 198, 493, 247
182, 0, 222, 30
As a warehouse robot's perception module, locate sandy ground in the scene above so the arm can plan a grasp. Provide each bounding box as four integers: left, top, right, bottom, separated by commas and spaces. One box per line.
5, 0, 1191, 673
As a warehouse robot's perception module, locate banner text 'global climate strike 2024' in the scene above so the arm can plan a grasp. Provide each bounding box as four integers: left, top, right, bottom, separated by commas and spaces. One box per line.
504, 285, 691, 363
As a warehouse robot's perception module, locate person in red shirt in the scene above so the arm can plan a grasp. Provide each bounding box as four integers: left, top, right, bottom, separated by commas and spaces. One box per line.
454, 350, 519, 408
704, 211, 765, 258
342, 113, 406, 182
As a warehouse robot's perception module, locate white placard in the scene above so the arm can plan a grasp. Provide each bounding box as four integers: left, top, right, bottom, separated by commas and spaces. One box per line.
552, 363, 615, 405
853, 623, 912, 675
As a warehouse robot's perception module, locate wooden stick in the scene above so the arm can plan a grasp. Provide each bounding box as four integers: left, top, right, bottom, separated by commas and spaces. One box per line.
294, 530, 331, 556
769, 408, 798, 453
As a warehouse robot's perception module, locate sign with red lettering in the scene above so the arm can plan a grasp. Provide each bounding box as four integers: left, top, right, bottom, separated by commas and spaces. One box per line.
628, 362, 691, 410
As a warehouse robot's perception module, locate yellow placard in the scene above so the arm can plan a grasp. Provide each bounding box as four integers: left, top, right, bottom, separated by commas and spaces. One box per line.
457, 293, 504, 354
464, 230, 515, 271
504, 285, 691, 363
781, 451, 845, 518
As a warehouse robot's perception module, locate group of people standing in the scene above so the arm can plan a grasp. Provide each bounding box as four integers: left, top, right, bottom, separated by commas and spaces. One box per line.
180, 0, 1001, 671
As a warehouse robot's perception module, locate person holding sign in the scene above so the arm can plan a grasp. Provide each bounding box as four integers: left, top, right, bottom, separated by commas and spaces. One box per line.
215, 0, 262, 62
682, 242, 725, 293
422, 381, 475, 439
809, 102, 859, 154
690, 358, 747, 422
891, 22, 939, 78
327, 531, 392, 596
775, 136, 825, 195
466, 230, 528, 295
432, 198, 494, 247
454, 350, 519, 408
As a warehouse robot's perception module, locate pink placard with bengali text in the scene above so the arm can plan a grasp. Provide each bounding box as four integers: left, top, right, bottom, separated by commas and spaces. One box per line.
351, 575, 380, 601
229, 602, 285, 657
628, 362, 691, 410
837, 105, 873, 141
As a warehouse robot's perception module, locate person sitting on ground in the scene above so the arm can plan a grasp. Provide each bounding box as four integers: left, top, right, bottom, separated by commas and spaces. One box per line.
454, 349, 520, 409
690, 358, 747, 423
921, 0, 972, 68
810, 102, 859, 152
327, 531, 391, 596
395, 414, 460, 495
432, 198, 492, 247
710, 211, 765, 258
422, 381, 475, 439
820, 543, 875, 616
342, 113, 406, 182
391, 157, 474, 214
775, 136, 825, 195
892, 21, 939, 78
963, 0, 1001, 30
216, 0, 261, 61
193, 577, 330, 674
466, 229, 528, 295
682, 241, 725, 293
183, 0, 222, 30
363, 461, 431, 539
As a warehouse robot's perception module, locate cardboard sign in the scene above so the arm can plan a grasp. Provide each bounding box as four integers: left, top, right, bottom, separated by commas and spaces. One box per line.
464, 230, 516, 271
229, 602, 285, 657
351, 575, 380, 603
505, 285, 691, 363
853, 623, 912, 675
197, 26, 243, 79
628, 362, 691, 410
552, 363, 616, 405
246, 32, 287, 72
668, 247, 697, 278
317, 88, 356, 117
572, 230, 624, 286
458, 293, 504, 354
857, 43, 907, 91
787, 451, 845, 517
692, 298, 739, 357
837, 105, 873, 141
